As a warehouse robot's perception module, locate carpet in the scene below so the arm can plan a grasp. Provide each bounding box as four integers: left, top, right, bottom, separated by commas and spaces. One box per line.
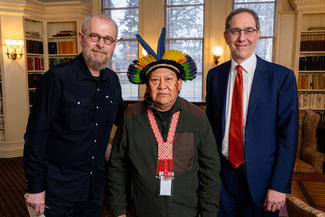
0, 157, 112, 217
0, 157, 28, 217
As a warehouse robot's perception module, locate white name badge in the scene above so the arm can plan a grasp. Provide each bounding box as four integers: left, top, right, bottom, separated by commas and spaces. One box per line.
157, 176, 174, 196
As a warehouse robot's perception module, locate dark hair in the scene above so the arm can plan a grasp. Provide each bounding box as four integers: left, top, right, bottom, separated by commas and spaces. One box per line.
225, 8, 260, 31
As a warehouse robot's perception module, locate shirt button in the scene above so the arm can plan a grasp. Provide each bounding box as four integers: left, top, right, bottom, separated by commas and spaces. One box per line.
105, 96, 109, 98
77, 101, 80, 105
96, 106, 99, 109
110, 100, 113, 103
95, 123, 98, 126
90, 171, 93, 175
92, 156, 95, 159
94, 139, 97, 143
97, 88, 100, 91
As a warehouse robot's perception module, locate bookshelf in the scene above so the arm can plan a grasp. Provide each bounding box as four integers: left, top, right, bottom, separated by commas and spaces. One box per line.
25, 18, 45, 107
47, 21, 78, 68
0, 64, 4, 141
294, 12, 325, 119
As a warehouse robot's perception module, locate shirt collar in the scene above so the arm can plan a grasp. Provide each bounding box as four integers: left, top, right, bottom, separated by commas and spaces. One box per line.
230, 53, 257, 74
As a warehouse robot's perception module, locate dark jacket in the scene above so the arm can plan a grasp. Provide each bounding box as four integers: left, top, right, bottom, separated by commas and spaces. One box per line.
23, 54, 123, 201
108, 97, 220, 217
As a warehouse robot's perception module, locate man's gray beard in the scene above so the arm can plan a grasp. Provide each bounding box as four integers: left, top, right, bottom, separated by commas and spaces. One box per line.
82, 49, 109, 71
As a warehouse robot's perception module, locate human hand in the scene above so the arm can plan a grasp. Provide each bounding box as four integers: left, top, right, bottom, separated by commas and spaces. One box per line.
25, 191, 46, 216
263, 189, 286, 212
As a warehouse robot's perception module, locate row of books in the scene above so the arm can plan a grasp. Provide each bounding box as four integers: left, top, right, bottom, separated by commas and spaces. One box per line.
298, 74, 325, 89
298, 93, 325, 109
27, 57, 44, 71
26, 40, 43, 54
48, 41, 77, 54
49, 57, 74, 68
300, 34, 325, 51
299, 56, 325, 70
28, 74, 42, 89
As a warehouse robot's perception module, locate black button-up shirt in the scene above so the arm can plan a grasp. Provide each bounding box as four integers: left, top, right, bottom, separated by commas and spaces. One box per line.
23, 54, 124, 201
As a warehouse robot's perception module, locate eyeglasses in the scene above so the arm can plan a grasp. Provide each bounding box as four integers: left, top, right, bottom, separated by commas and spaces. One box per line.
86, 33, 116, 45
227, 27, 257, 36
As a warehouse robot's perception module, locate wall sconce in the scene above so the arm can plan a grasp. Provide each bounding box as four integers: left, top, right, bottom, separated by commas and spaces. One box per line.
4, 39, 24, 60
212, 46, 223, 65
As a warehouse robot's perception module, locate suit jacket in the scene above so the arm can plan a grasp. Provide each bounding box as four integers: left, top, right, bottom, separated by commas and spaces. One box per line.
206, 56, 298, 204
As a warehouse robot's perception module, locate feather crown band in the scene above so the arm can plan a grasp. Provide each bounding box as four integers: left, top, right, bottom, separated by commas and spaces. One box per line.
127, 28, 197, 84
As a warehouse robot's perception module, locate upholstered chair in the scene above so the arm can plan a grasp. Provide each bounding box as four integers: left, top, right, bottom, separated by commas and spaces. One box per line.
286, 195, 325, 217
294, 110, 325, 174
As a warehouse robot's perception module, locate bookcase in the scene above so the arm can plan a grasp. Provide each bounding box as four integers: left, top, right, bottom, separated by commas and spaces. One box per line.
0, 61, 4, 141
24, 19, 79, 107
293, 10, 325, 123
47, 21, 78, 68
25, 18, 45, 107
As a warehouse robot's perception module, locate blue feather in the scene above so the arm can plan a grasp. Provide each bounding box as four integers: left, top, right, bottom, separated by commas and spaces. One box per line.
135, 34, 158, 59
157, 28, 166, 60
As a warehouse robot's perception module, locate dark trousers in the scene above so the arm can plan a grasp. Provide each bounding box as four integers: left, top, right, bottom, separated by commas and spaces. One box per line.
217, 167, 279, 217
44, 193, 103, 217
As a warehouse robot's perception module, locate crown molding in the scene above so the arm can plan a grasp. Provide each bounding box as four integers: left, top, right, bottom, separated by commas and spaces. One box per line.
289, 0, 325, 11
0, 0, 90, 20
0, 1, 27, 16
45, 2, 90, 21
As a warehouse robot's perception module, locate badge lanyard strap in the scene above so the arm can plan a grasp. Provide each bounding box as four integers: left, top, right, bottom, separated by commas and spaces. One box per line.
147, 106, 180, 178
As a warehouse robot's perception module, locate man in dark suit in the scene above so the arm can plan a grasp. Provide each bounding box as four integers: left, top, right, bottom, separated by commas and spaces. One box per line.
206, 8, 298, 217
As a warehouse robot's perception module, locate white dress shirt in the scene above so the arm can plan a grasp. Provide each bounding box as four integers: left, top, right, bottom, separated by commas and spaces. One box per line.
221, 53, 257, 159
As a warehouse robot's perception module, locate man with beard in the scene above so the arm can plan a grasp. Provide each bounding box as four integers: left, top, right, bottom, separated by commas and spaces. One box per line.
23, 14, 123, 217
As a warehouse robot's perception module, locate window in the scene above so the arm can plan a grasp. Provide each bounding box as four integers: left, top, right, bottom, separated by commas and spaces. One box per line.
102, 0, 139, 98
165, 0, 204, 100
234, 0, 277, 62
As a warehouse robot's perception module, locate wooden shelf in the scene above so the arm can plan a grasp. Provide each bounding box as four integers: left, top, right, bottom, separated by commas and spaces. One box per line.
299, 108, 325, 111
27, 53, 44, 56
48, 54, 77, 57
301, 30, 325, 34
298, 89, 325, 92
26, 36, 43, 40
300, 51, 325, 54
299, 70, 325, 73
48, 36, 77, 40
27, 70, 45, 74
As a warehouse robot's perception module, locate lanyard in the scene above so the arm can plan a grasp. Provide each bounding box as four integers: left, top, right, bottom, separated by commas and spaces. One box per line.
147, 106, 180, 177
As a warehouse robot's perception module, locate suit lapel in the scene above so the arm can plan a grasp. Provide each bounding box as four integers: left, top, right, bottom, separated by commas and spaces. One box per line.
246, 57, 267, 123
220, 62, 231, 138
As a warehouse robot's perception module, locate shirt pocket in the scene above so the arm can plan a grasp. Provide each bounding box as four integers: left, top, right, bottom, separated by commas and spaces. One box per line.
63, 93, 91, 131
173, 132, 195, 174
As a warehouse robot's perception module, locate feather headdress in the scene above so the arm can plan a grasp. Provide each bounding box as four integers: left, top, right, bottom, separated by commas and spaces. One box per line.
127, 28, 197, 84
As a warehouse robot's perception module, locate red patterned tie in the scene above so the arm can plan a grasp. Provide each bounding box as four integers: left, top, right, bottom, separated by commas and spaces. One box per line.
228, 64, 244, 168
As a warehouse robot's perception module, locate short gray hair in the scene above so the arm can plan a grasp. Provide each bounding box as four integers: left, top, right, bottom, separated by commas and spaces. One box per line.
82, 13, 118, 39
225, 8, 260, 31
